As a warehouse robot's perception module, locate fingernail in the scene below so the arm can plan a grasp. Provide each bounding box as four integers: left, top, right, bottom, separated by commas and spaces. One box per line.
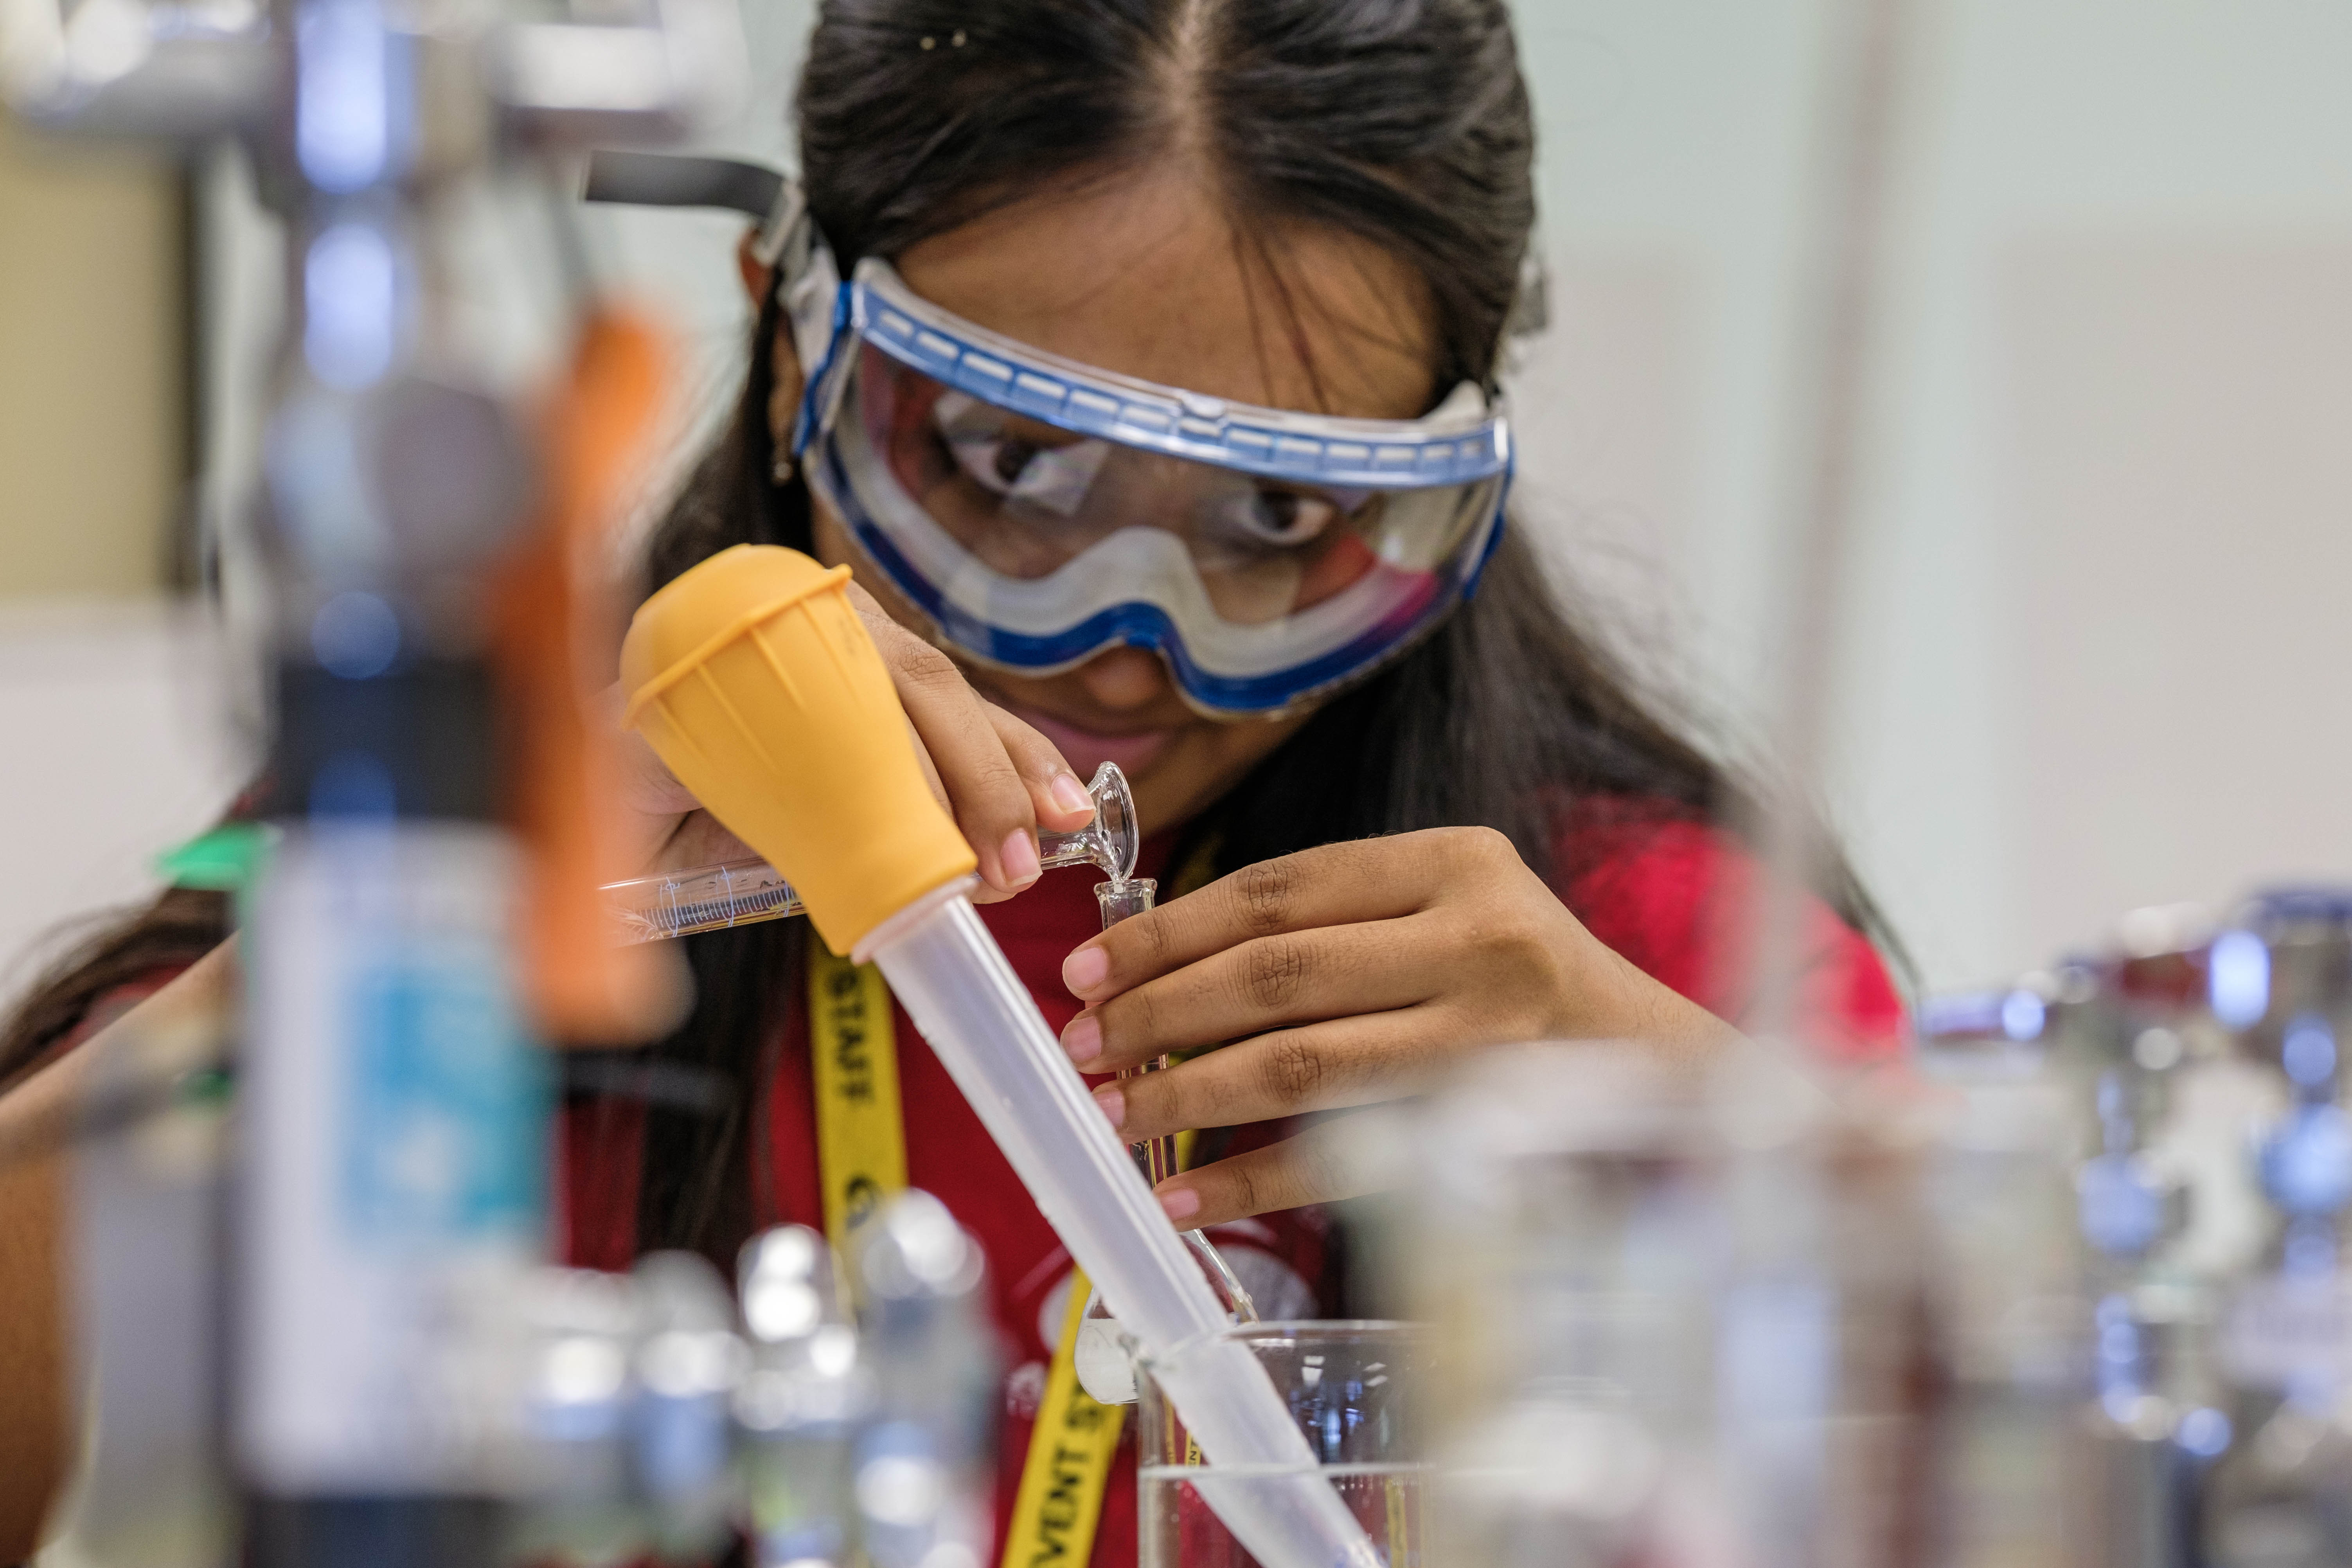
1063, 1014, 1103, 1065
1091, 1085, 1123, 1130
1158, 1187, 1201, 1225
1063, 944, 1109, 995
1000, 829, 1041, 886
1050, 771, 1093, 815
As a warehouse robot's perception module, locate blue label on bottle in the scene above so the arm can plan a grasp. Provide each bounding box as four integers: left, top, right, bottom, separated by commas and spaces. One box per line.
342, 940, 546, 1240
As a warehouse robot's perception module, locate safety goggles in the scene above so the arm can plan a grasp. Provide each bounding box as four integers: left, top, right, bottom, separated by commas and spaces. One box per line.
789, 257, 1511, 715
583, 153, 1515, 717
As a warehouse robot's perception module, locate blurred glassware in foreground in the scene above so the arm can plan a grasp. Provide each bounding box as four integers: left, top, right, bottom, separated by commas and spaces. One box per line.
495, 1192, 990, 1567
844, 1190, 1000, 1568
736, 1225, 871, 1568
1901, 886, 2352, 1568
2200, 891, 2352, 1566
1365, 1041, 1959, 1568
1910, 1000, 2089, 1568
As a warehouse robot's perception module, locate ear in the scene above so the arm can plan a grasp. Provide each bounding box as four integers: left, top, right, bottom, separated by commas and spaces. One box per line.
735, 227, 772, 305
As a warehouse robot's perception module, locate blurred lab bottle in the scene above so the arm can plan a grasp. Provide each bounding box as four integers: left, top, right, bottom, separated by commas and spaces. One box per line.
2202, 893, 2352, 1566
736, 1225, 872, 1568
241, 376, 548, 1566
2046, 911, 2267, 1568
1910, 982, 2096, 1568
849, 1191, 1002, 1568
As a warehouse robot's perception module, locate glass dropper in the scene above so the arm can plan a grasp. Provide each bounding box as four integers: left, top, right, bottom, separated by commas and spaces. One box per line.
603, 761, 1140, 943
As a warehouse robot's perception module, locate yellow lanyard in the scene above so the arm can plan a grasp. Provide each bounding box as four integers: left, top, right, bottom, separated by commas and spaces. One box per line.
806, 937, 1131, 1568
1001, 1264, 1126, 1568
807, 938, 908, 1241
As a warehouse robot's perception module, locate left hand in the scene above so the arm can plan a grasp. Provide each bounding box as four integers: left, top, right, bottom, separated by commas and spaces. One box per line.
1057, 827, 1740, 1228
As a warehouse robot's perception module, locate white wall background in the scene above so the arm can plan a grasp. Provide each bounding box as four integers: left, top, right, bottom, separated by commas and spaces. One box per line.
0, 605, 244, 1004
6, 0, 2351, 1009
1514, 0, 2352, 987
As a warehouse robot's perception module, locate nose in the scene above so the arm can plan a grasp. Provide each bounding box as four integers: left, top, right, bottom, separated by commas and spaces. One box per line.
1076, 646, 1169, 711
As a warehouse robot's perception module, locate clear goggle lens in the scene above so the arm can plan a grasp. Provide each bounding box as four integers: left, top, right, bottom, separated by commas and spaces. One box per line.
855, 345, 1502, 629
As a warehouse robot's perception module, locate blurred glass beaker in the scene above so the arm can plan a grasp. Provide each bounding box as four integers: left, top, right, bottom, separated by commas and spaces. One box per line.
1365, 1042, 1942, 1568
1135, 1321, 1432, 1568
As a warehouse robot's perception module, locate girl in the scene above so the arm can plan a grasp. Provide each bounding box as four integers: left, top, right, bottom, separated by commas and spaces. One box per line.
0, 0, 1905, 1561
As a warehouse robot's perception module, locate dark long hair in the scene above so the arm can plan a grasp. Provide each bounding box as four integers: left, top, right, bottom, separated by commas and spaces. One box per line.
3, 0, 1897, 1264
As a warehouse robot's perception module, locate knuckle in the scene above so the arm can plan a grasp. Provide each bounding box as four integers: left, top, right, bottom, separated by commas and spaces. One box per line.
1296, 1136, 1349, 1201
1485, 908, 1550, 962
994, 711, 1069, 777
895, 641, 967, 698
976, 749, 1027, 797
1117, 987, 1163, 1048
946, 753, 1024, 818
1125, 1069, 1169, 1127
1126, 911, 1174, 975
1012, 740, 1066, 785
1223, 1160, 1264, 1219
1231, 858, 1303, 936
1239, 938, 1311, 1012
1260, 1035, 1327, 1105
1447, 824, 1519, 869
1145, 1070, 1189, 1128
1191, 1057, 1246, 1124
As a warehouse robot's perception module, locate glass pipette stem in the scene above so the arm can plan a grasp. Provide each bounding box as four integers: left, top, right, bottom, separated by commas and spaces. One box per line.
603, 761, 1137, 943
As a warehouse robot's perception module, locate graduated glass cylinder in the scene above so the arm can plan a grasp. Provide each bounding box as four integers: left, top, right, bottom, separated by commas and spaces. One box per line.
1098, 877, 1180, 1188
1136, 1322, 1433, 1568
603, 760, 1138, 943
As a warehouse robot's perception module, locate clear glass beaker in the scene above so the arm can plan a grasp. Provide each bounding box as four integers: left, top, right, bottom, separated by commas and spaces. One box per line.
1135, 1321, 1431, 1568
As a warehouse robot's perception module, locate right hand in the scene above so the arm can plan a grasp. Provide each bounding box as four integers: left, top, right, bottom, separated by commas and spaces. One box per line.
613, 579, 1098, 902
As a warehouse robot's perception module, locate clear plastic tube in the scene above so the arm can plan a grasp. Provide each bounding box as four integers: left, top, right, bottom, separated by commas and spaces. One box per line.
604, 762, 1138, 943
859, 885, 1379, 1568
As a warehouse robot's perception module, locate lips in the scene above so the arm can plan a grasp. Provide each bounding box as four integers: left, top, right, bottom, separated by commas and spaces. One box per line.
1010, 705, 1175, 779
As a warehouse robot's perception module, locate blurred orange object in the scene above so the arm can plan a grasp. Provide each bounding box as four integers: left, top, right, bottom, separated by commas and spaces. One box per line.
492, 306, 687, 1045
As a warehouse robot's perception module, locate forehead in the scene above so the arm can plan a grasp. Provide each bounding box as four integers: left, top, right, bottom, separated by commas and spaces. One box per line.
891, 166, 1437, 423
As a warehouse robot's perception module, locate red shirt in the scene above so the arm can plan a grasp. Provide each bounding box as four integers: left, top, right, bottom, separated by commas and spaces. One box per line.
562, 799, 1906, 1568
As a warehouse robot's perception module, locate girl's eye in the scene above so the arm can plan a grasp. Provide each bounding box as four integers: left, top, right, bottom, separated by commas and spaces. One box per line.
991, 437, 1043, 487
940, 432, 1039, 495
928, 391, 1042, 496
1241, 490, 1342, 547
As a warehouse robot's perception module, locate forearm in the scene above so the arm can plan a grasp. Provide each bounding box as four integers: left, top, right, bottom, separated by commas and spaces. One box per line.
0, 940, 235, 1562
0, 1038, 86, 1562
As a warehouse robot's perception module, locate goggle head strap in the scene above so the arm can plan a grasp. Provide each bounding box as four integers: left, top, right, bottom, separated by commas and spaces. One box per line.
575, 151, 851, 459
